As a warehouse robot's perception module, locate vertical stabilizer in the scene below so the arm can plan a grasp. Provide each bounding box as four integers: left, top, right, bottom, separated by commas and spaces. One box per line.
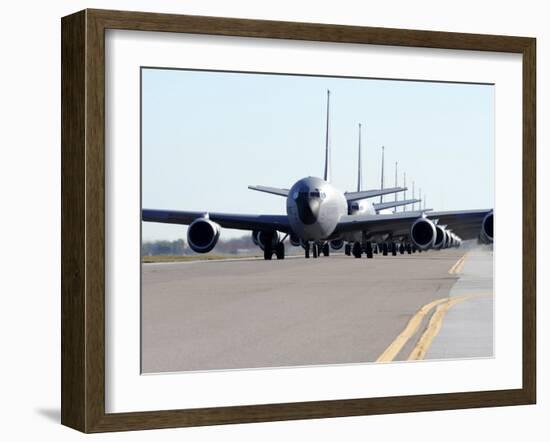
323, 90, 331, 182
380, 146, 385, 203
403, 172, 407, 212
412, 180, 415, 210
357, 123, 362, 192
394, 161, 398, 212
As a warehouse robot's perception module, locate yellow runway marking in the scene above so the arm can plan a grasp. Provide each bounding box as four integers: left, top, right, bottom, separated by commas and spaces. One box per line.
448, 252, 469, 274
407, 293, 491, 360
376, 297, 450, 363
377, 253, 472, 363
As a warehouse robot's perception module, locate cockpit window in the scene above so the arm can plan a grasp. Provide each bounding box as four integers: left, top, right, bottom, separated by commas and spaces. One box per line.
309, 191, 326, 199
351, 202, 359, 210
293, 189, 326, 200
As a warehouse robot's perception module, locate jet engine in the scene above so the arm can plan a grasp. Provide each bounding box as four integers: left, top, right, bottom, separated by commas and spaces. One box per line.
444, 230, 452, 248
480, 212, 494, 244
450, 232, 461, 248
330, 239, 344, 250
187, 218, 221, 253
410, 217, 437, 250
433, 225, 447, 250
254, 230, 281, 250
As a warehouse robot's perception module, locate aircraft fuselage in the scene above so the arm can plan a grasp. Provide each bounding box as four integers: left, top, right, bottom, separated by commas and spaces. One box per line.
286, 176, 347, 241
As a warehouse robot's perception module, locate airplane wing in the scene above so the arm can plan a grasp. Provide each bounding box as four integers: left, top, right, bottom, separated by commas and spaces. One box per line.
247, 185, 289, 197
373, 198, 420, 212
335, 211, 423, 235
426, 209, 493, 239
143, 209, 292, 233
334, 209, 492, 240
345, 187, 406, 202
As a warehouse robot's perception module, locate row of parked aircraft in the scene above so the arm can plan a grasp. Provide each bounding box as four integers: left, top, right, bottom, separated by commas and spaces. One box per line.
143, 90, 493, 260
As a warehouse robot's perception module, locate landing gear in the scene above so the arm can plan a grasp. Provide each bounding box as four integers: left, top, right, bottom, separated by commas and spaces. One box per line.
406, 243, 412, 254
365, 241, 373, 259
382, 243, 388, 256
399, 243, 405, 254
264, 243, 273, 260
304, 242, 310, 259
344, 243, 351, 256
352, 241, 362, 258
312, 243, 318, 258
322, 243, 330, 257
391, 242, 397, 256
275, 242, 285, 260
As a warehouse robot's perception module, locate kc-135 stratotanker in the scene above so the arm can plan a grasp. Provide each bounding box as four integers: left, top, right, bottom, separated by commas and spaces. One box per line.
142, 90, 493, 260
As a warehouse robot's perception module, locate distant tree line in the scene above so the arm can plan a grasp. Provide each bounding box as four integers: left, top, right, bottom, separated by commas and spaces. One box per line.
212, 235, 256, 254
141, 235, 258, 256
141, 238, 187, 256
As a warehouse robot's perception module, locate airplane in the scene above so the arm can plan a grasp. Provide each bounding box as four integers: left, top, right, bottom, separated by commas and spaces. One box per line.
142, 90, 493, 260
336, 124, 420, 258
357, 147, 472, 258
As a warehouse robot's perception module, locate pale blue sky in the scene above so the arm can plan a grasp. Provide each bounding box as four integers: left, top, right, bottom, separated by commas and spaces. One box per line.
142, 68, 494, 241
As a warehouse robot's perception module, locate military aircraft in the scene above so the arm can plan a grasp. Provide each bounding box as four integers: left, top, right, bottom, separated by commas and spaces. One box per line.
142, 90, 493, 260
336, 124, 421, 258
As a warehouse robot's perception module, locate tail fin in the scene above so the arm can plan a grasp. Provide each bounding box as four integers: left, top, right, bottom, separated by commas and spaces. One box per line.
323, 90, 331, 182
394, 161, 398, 213
379, 146, 385, 203
357, 123, 362, 192
403, 172, 407, 212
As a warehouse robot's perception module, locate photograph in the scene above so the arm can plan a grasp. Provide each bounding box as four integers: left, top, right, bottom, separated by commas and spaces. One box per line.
140, 67, 495, 374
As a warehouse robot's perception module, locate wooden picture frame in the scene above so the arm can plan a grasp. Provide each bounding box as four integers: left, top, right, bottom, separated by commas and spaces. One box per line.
61, 8, 536, 433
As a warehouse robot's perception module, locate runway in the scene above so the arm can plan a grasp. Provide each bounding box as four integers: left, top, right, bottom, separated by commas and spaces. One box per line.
141, 247, 493, 373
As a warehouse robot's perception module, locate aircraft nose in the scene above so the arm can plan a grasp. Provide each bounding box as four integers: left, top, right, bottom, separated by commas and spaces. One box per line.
296, 192, 320, 225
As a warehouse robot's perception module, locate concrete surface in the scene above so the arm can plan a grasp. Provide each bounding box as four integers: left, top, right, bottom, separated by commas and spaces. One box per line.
141, 248, 488, 373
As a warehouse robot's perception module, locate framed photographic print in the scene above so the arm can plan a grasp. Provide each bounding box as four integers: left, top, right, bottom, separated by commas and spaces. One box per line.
61, 9, 536, 433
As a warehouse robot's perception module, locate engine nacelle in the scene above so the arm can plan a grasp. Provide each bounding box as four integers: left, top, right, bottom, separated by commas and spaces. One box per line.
444, 230, 452, 248
187, 218, 221, 253
480, 212, 494, 244
330, 239, 344, 250
255, 230, 281, 250
410, 217, 437, 250
289, 234, 301, 247
433, 225, 447, 250
450, 232, 462, 248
